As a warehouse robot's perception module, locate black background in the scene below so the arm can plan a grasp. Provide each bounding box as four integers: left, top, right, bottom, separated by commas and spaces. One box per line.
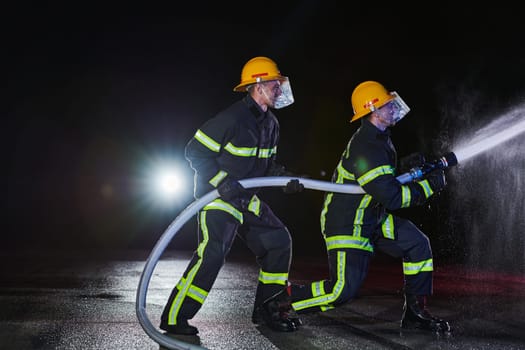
5, 2, 525, 264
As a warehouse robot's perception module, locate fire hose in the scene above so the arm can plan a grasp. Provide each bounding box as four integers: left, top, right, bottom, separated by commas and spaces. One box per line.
136, 152, 458, 350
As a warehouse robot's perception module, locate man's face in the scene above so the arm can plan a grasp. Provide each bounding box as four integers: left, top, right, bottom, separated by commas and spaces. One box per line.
377, 100, 400, 127
259, 80, 282, 107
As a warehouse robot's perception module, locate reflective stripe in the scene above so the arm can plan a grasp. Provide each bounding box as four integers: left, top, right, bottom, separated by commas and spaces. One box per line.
325, 235, 373, 252
320, 193, 334, 234
168, 211, 210, 325
381, 214, 395, 239
403, 258, 434, 275
258, 146, 277, 158
194, 129, 221, 152
209, 170, 228, 187
247, 195, 261, 216
417, 179, 434, 198
401, 185, 411, 208
352, 195, 372, 237
336, 161, 355, 183
357, 165, 394, 186
186, 284, 208, 304
224, 142, 257, 157
223, 142, 276, 158
292, 251, 346, 311
258, 270, 288, 286
203, 199, 243, 223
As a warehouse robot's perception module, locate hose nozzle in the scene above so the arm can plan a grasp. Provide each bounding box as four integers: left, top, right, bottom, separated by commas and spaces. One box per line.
397, 152, 458, 184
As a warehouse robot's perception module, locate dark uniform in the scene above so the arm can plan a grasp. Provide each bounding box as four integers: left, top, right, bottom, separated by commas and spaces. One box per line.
291, 118, 438, 313
161, 94, 293, 329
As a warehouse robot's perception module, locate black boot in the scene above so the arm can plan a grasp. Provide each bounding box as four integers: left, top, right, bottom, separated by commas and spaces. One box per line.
252, 288, 301, 332
160, 319, 199, 335
401, 294, 451, 333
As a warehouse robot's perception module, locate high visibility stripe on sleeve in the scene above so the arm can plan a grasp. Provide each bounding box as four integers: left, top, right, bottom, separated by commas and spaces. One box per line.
417, 179, 434, 198
247, 195, 261, 216
194, 129, 221, 152
381, 214, 395, 239
209, 170, 228, 187
401, 185, 411, 208
224, 142, 258, 157
258, 146, 277, 158
358, 165, 394, 186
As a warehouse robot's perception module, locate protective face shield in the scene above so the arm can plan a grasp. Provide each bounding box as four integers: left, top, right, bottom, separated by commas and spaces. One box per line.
387, 91, 410, 123
273, 78, 294, 109
260, 78, 295, 109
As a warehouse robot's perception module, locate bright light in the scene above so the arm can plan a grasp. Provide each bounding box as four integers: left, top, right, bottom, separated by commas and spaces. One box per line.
152, 165, 186, 201
155, 168, 182, 198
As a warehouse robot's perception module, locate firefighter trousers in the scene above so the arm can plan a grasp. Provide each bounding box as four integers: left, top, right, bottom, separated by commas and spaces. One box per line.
160, 198, 292, 327
291, 216, 433, 313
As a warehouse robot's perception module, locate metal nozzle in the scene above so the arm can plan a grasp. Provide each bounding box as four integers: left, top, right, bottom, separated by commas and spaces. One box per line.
396, 152, 458, 184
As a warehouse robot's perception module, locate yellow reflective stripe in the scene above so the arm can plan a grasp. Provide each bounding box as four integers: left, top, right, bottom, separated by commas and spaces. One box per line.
400, 185, 411, 208
224, 142, 257, 157
320, 193, 334, 234
352, 194, 372, 236
292, 251, 346, 311
336, 161, 355, 183
194, 129, 221, 152
258, 270, 288, 285
325, 235, 373, 252
187, 284, 208, 304
247, 195, 261, 216
209, 170, 228, 187
168, 211, 210, 325
403, 258, 434, 275
358, 165, 394, 186
417, 179, 434, 198
258, 146, 277, 158
203, 199, 243, 223
381, 214, 395, 239
311, 281, 325, 297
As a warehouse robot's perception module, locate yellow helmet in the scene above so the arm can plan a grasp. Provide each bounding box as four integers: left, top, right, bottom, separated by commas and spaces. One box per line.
350, 81, 395, 122
233, 56, 287, 92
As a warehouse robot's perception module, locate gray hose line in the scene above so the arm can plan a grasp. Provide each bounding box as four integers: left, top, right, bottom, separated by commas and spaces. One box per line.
135, 176, 377, 349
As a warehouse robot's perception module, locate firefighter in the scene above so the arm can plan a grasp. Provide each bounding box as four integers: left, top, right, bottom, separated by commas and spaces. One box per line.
160, 56, 304, 335
290, 81, 451, 333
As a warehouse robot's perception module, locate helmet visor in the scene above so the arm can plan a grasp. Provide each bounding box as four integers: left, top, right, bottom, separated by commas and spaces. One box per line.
273, 77, 294, 109
388, 91, 410, 122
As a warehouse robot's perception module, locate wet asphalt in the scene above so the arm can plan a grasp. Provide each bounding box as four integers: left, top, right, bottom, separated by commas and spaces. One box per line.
1, 248, 524, 350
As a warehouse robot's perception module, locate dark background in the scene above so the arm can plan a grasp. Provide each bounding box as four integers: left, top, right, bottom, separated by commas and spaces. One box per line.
5, 3, 525, 268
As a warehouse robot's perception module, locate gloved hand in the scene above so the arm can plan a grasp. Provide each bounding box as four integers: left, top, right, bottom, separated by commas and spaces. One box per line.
398, 152, 426, 174
426, 169, 446, 193
283, 179, 304, 194
217, 178, 248, 201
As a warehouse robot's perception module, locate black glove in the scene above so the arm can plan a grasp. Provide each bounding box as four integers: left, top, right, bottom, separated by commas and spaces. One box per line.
425, 169, 446, 193
398, 152, 426, 174
217, 178, 248, 201
283, 179, 304, 194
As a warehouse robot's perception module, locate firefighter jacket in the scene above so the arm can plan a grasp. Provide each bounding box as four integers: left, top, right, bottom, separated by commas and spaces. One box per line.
321, 118, 437, 253
185, 94, 286, 199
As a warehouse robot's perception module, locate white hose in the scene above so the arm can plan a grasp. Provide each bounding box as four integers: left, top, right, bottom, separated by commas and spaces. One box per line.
135, 176, 377, 349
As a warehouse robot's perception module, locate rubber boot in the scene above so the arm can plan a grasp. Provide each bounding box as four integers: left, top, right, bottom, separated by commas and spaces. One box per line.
252, 287, 301, 332
401, 294, 451, 333
160, 319, 199, 335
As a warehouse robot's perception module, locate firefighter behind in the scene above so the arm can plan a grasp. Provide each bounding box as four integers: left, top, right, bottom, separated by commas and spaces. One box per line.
160, 56, 305, 336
